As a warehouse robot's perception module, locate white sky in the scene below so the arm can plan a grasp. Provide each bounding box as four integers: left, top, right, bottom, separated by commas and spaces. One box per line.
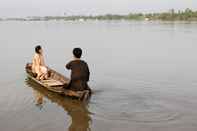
0, 0, 197, 17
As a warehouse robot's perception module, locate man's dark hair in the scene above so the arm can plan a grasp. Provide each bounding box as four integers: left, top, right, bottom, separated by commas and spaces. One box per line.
35, 45, 42, 54
73, 48, 82, 58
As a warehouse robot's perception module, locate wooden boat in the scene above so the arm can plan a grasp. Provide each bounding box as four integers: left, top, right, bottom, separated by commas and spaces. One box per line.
25, 63, 91, 101
25, 78, 92, 129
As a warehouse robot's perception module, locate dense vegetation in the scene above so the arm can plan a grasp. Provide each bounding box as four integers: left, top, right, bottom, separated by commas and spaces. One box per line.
1, 8, 197, 21
145, 8, 197, 21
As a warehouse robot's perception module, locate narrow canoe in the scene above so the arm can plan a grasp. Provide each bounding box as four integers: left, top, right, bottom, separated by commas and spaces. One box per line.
25, 63, 90, 101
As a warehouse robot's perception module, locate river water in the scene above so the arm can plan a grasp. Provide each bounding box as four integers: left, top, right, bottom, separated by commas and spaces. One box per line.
0, 20, 197, 131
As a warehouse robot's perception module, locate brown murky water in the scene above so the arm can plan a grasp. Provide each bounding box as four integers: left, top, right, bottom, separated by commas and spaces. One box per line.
1, 21, 197, 131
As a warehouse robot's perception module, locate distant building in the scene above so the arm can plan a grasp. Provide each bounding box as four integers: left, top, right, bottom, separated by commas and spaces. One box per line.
79, 18, 85, 22
145, 18, 150, 21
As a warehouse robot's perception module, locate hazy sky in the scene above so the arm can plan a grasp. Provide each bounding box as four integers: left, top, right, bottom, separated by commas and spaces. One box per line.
0, 0, 197, 17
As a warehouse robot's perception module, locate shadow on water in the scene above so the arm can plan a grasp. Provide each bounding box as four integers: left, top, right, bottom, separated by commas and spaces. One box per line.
25, 77, 92, 131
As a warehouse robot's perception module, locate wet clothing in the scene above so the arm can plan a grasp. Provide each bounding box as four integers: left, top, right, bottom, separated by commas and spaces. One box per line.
65, 60, 90, 91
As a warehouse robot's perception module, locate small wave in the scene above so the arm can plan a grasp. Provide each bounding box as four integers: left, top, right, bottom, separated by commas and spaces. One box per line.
94, 107, 180, 123
91, 96, 182, 123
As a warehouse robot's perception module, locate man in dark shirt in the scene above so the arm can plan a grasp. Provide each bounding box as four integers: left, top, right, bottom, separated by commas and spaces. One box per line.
65, 48, 91, 92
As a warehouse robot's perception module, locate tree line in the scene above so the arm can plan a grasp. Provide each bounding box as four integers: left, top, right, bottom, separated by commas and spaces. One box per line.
1, 8, 197, 21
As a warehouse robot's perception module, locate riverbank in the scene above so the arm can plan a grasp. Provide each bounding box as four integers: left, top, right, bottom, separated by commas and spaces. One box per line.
1, 8, 197, 22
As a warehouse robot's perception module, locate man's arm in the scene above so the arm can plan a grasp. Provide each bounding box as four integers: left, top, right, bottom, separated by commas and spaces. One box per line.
66, 61, 72, 70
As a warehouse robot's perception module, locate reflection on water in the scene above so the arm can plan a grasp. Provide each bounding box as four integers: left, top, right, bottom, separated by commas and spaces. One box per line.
25, 78, 92, 131
33, 90, 44, 109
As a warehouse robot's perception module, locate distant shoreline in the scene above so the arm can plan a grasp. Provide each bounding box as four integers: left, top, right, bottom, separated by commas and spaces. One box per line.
1, 8, 197, 22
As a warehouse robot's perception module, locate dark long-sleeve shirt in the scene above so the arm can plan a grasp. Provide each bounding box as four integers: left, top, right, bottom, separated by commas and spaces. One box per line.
66, 60, 90, 91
